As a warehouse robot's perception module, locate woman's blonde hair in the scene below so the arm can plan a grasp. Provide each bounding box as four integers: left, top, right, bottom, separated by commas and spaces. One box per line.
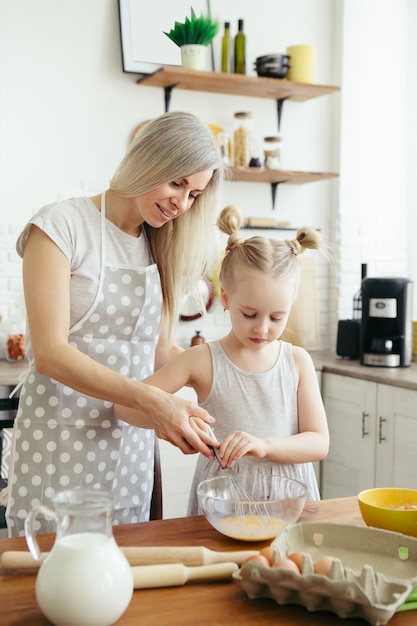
217, 205, 323, 296
109, 112, 226, 337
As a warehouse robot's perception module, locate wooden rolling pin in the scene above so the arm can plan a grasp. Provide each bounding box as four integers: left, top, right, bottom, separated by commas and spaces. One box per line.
0, 546, 259, 570
132, 562, 238, 588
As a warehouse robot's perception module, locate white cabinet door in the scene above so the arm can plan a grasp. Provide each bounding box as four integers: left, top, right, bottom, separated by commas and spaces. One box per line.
159, 387, 198, 519
321, 374, 377, 499
375, 384, 417, 488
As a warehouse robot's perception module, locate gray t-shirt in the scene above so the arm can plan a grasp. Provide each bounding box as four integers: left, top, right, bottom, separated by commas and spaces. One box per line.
16, 196, 152, 339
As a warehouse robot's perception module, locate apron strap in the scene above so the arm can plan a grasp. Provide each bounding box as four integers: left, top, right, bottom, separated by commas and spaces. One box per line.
68, 192, 107, 334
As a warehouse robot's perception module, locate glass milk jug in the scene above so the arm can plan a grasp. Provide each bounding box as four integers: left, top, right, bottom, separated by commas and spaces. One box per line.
25, 488, 134, 626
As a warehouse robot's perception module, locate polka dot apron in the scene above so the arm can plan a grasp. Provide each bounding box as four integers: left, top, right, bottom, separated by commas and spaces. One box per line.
6, 193, 163, 536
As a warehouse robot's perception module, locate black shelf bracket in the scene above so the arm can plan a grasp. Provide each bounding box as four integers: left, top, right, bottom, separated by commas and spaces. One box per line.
271, 182, 280, 209
270, 177, 291, 210
276, 97, 289, 131
163, 84, 178, 112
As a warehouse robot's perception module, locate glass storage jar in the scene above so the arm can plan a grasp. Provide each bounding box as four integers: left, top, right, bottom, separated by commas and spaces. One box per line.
233, 112, 253, 167
263, 135, 282, 169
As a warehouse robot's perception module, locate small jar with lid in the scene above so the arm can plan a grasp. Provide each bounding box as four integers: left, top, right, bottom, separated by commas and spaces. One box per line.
218, 131, 232, 165
233, 112, 253, 167
263, 135, 282, 169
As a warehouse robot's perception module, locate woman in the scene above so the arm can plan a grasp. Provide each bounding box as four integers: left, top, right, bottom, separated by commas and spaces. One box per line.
5, 111, 224, 536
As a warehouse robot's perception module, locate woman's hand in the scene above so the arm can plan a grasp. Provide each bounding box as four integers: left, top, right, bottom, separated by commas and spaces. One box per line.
115, 385, 218, 458
189, 417, 220, 461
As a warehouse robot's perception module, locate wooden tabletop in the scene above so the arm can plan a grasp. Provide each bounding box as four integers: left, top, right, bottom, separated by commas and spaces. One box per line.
1, 496, 415, 625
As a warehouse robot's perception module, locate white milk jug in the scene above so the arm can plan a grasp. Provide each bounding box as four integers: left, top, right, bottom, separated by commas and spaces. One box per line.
25, 488, 134, 626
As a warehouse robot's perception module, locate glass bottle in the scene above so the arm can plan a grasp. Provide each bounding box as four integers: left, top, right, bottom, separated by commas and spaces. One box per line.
25, 488, 133, 626
234, 19, 246, 74
233, 111, 253, 167
352, 263, 368, 319
221, 21, 231, 73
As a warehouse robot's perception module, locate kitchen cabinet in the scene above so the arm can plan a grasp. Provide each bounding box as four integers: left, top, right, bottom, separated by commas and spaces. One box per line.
137, 67, 339, 208
159, 387, 198, 519
320, 372, 417, 499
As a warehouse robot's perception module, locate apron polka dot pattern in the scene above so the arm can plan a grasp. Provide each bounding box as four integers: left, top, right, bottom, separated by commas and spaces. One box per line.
6, 196, 163, 536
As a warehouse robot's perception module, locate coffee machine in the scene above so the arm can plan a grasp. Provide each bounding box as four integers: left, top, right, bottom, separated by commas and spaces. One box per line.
360, 277, 413, 367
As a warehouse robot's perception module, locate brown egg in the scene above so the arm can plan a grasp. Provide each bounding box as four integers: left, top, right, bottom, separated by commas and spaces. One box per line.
314, 555, 335, 576
287, 551, 306, 571
241, 554, 270, 569
259, 546, 275, 565
271, 558, 300, 573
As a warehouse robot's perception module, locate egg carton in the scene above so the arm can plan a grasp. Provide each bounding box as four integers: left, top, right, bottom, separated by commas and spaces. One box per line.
236, 522, 417, 625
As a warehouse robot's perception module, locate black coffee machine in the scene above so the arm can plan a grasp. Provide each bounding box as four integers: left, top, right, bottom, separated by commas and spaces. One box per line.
360, 277, 413, 367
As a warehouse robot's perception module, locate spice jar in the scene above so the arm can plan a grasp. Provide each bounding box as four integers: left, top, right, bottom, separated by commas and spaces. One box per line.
191, 331, 205, 346
233, 112, 253, 167
263, 135, 282, 169
7, 333, 27, 361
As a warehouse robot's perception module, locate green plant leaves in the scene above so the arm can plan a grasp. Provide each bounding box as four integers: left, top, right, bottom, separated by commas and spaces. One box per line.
163, 6, 219, 47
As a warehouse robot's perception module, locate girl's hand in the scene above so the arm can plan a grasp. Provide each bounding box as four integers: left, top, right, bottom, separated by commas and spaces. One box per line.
219, 430, 267, 467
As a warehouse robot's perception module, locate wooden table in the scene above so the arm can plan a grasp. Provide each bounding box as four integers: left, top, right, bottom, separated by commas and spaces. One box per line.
1, 496, 415, 625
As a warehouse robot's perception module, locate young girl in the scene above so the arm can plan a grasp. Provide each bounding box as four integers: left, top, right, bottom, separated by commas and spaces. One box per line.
116, 205, 329, 513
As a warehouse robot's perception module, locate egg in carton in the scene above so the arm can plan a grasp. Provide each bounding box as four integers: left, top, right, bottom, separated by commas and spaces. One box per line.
236, 522, 417, 625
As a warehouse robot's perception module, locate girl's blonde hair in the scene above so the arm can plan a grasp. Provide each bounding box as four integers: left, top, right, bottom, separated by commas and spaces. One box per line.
109, 111, 225, 337
217, 205, 323, 295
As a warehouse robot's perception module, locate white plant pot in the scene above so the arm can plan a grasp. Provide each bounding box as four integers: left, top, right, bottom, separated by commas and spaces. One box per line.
180, 44, 209, 71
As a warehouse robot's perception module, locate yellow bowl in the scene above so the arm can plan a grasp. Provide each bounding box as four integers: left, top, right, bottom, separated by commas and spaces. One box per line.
358, 488, 417, 537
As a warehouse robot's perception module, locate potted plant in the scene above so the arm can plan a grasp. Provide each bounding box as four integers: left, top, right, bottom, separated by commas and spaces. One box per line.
163, 7, 219, 71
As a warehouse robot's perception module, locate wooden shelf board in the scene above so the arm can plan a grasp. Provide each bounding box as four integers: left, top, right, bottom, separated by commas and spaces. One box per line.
137, 67, 339, 102
228, 167, 338, 184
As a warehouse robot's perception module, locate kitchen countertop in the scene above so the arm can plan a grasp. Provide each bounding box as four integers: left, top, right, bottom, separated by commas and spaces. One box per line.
1, 350, 417, 391
0, 360, 28, 387
1, 496, 415, 626
309, 349, 417, 391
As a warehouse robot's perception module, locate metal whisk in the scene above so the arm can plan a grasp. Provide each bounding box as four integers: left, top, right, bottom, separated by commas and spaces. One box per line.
207, 426, 270, 525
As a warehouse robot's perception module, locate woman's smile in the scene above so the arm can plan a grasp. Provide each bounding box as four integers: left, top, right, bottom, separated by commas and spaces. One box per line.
157, 204, 175, 220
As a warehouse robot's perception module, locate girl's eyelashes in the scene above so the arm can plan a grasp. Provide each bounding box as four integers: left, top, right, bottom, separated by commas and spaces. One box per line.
242, 312, 284, 322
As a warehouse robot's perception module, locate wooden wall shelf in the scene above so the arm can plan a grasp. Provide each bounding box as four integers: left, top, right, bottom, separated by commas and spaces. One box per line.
136, 67, 339, 102
228, 167, 338, 185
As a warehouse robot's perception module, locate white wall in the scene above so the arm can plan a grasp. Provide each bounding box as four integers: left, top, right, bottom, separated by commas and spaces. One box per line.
336, 0, 407, 306
1, 0, 415, 357
0, 0, 339, 354
406, 0, 417, 313
1, 0, 416, 519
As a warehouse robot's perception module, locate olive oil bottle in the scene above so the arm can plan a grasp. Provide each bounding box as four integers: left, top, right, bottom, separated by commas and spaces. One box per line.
221, 21, 231, 73
234, 19, 246, 74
